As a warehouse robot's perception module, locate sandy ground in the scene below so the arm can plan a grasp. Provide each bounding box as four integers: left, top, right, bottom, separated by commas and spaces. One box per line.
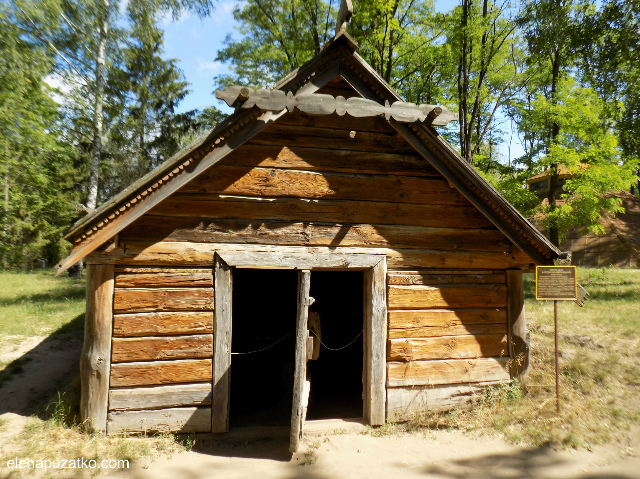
105, 424, 640, 479
1, 335, 639, 479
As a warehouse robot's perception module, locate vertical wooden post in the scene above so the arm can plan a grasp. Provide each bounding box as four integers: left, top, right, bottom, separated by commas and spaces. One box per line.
364, 259, 387, 426
80, 263, 115, 433
212, 255, 232, 433
506, 270, 530, 385
290, 269, 311, 453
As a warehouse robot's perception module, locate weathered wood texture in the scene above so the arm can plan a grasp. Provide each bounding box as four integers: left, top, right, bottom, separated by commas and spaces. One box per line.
107, 407, 211, 434
113, 288, 214, 313
115, 269, 213, 288
113, 311, 213, 337
506, 270, 530, 384
89, 241, 531, 270
109, 383, 212, 411
111, 335, 213, 362
110, 359, 213, 388
364, 259, 387, 426
388, 334, 508, 361
212, 255, 232, 433
388, 309, 506, 339
80, 264, 115, 433
386, 381, 502, 421
388, 284, 507, 309
387, 358, 510, 387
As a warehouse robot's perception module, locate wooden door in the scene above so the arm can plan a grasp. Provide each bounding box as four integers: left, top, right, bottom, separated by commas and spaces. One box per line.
290, 269, 313, 453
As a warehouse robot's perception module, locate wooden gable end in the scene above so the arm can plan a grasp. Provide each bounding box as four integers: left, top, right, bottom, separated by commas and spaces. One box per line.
111, 107, 534, 270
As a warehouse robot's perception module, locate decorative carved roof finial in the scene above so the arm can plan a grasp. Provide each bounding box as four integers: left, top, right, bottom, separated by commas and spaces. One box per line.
335, 0, 353, 37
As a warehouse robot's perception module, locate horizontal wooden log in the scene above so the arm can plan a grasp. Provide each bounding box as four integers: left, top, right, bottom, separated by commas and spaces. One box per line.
388, 334, 508, 361
180, 165, 471, 206
111, 335, 213, 362
387, 357, 510, 387
115, 271, 213, 288
387, 272, 506, 285
113, 288, 214, 313
146, 195, 495, 229
220, 144, 439, 177
109, 383, 212, 411
247, 124, 416, 153
276, 110, 390, 132
388, 284, 507, 309
122, 216, 512, 252
88, 242, 533, 270
386, 382, 502, 421
107, 406, 211, 434
388, 309, 506, 339
113, 311, 213, 337
110, 359, 212, 388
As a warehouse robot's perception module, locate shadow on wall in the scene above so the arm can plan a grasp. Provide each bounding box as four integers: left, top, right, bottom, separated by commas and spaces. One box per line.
0, 313, 84, 420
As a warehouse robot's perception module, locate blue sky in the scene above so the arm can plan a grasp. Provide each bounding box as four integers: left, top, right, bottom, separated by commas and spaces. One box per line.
161, 0, 524, 162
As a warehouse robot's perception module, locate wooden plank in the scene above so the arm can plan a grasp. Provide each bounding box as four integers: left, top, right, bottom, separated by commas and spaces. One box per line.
113, 311, 213, 337
180, 166, 471, 206
388, 309, 506, 339
115, 271, 213, 288
276, 110, 389, 132
248, 124, 415, 153
107, 407, 211, 434
88, 242, 530, 271
219, 251, 383, 270
109, 383, 212, 411
220, 144, 440, 177
212, 255, 232, 433
386, 382, 501, 421
111, 335, 213, 362
506, 270, 530, 385
290, 270, 311, 453
147, 195, 495, 229
388, 284, 507, 309
113, 288, 214, 313
365, 259, 387, 426
80, 264, 115, 433
122, 216, 511, 252
387, 334, 508, 361
387, 272, 506, 285
387, 357, 510, 387
55, 109, 288, 276
110, 359, 212, 388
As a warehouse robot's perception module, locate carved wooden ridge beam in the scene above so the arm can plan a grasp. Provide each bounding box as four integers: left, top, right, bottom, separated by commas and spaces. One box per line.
216, 86, 458, 126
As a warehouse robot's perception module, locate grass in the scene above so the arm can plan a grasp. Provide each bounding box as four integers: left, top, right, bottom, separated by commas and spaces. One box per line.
402, 267, 640, 448
0, 269, 86, 338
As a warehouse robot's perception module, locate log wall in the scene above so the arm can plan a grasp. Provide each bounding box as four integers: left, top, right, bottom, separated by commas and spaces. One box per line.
107, 267, 214, 434
95, 111, 531, 426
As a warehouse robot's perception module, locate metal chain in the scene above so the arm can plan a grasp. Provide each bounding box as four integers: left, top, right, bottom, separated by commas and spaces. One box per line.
310, 329, 363, 351
231, 330, 295, 355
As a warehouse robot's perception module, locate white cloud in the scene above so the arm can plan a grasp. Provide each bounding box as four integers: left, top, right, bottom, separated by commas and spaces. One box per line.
44, 73, 80, 104
197, 58, 224, 74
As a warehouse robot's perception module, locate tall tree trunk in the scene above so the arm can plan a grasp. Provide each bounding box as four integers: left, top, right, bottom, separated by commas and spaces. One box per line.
86, 0, 109, 211
547, 49, 561, 247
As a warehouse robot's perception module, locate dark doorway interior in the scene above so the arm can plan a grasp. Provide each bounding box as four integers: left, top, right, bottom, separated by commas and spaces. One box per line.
230, 269, 298, 427
229, 269, 364, 428
306, 270, 364, 420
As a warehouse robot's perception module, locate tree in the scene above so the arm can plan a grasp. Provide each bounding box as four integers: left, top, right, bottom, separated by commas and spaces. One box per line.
0, 1, 80, 268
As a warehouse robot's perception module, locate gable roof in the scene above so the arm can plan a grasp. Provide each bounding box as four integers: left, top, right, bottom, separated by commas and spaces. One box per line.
56, 32, 561, 275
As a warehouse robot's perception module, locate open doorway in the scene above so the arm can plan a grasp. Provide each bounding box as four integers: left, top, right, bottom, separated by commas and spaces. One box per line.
229, 269, 298, 427
229, 268, 364, 428
307, 271, 364, 420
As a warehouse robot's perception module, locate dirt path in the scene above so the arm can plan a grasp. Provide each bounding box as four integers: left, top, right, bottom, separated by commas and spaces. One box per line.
105, 425, 640, 479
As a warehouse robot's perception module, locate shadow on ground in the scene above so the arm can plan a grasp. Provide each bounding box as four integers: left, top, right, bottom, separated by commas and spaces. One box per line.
0, 313, 84, 419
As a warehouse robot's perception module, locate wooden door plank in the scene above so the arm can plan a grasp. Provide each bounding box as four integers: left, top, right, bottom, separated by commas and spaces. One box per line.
212, 255, 232, 433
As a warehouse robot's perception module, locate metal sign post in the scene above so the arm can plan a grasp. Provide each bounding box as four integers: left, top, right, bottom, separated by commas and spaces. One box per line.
536, 266, 578, 412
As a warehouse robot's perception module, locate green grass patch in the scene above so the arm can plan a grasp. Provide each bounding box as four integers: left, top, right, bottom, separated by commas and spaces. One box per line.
0, 269, 86, 338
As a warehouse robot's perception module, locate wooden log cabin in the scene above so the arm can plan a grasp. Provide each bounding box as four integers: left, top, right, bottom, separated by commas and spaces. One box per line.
55, 31, 563, 449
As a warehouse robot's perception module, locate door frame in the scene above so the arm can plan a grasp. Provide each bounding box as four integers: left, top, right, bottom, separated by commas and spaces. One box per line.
211, 251, 387, 433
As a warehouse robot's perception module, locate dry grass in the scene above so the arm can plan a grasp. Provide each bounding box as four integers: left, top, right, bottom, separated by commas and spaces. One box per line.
403, 267, 640, 448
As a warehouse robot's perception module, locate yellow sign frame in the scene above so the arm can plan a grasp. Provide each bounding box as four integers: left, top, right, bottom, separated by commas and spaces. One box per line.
535, 266, 577, 301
